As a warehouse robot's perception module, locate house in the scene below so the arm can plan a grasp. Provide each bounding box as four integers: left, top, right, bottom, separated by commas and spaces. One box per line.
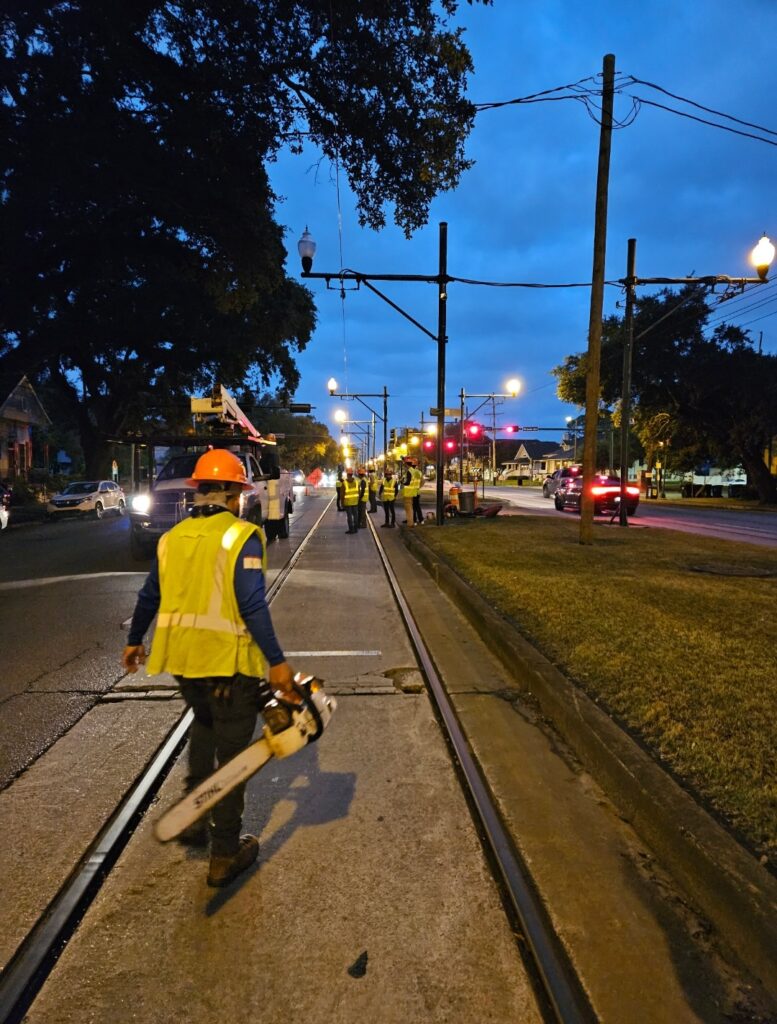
501, 439, 576, 481
0, 375, 52, 481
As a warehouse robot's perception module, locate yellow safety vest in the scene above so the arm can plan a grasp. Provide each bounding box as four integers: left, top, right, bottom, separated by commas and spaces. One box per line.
146, 511, 268, 679
335, 478, 344, 492
403, 467, 423, 497
358, 476, 368, 502
342, 478, 360, 506
368, 473, 379, 493
381, 478, 396, 501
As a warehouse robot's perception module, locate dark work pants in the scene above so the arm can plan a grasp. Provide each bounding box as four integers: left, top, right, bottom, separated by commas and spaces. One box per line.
412, 494, 423, 524
369, 491, 378, 512
345, 504, 359, 532
383, 499, 395, 525
358, 502, 367, 528
177, 675, 262, 857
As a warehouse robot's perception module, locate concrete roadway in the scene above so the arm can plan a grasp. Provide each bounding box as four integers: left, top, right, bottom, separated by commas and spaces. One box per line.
478, 484, 777, 547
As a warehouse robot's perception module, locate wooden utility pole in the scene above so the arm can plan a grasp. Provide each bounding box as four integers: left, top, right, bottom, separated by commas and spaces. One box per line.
579, 53, 615, 545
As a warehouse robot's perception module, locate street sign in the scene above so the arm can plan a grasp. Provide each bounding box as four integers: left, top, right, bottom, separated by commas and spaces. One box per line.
429, 407, 460, 418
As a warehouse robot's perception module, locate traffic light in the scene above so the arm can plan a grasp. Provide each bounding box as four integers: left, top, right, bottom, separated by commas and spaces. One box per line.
423, 439, 435, 452
467, 423, 481, 438
444, 439, 456, 452
389, 428, 397, 448
503, 425, 519, 433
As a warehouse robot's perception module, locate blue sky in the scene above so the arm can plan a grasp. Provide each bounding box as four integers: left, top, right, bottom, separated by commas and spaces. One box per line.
269, 1, 776, 445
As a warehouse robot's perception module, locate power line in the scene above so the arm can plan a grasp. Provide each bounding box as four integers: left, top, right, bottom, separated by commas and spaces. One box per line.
625, 95, 777, 147
625, 76, 777, 138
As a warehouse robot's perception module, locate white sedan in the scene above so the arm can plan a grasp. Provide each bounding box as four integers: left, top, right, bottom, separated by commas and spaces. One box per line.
46, 480, 126, 520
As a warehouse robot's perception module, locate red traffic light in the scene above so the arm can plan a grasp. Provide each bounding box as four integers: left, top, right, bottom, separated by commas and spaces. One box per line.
503, 425, 518, 433
423, 439, 434, 451
467, 423, 481, 437
444, 440, 456, 451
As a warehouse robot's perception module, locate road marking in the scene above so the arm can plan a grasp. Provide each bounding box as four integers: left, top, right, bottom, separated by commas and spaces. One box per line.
0, 571, 147, 592
284, 650, 381, 657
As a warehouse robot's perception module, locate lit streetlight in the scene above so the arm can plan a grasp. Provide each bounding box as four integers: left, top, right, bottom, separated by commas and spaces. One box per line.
616, 234, 774, 527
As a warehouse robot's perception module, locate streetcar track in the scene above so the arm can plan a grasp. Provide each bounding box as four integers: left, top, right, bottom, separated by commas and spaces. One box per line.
2, 495, 592, 1024
367, 515, 596, 1024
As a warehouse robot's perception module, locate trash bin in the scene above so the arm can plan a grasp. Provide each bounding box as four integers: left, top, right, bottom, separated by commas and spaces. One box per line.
458, 488, 475, 515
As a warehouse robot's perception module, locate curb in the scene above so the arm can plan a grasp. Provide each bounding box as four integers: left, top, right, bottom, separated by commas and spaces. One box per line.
402, 527, 777, 996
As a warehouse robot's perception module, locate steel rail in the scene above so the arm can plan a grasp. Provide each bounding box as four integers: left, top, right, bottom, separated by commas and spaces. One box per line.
367, 517, 597, 1024
0, 496, 334, 1024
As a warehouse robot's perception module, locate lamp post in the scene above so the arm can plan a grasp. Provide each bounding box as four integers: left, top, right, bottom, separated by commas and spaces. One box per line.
617, 234, 774, 527
328, 378, 389, 463
300, 224, 449, 525
459, 379, 521, 484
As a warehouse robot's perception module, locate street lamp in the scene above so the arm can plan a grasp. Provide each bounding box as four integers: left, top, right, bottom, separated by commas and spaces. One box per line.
301, 225, 449, 525
327, 377, 338, 396
617, 234, 774, 526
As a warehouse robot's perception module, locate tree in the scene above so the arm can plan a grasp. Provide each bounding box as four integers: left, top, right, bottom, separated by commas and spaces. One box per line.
1, 2, 487, 474
553, 286, 777, 502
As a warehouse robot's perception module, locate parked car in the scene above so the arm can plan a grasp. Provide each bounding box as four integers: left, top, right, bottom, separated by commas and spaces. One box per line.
554, 473, 640, 516
0, 483, 11, 531
129, 447, 294, 560
542, 465, 582, 498
46, 480, 126, 520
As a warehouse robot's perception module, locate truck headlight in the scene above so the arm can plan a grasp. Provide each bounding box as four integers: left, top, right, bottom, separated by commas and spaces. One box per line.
132, 494, 151, 514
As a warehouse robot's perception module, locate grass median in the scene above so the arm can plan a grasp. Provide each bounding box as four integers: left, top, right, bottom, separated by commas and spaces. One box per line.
418, 516, 777, 862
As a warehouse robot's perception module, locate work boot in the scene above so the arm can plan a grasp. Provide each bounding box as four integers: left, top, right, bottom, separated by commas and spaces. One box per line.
207, 835, 259, 888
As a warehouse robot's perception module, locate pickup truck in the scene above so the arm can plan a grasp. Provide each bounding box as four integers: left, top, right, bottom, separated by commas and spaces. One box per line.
129, 446, 294, 560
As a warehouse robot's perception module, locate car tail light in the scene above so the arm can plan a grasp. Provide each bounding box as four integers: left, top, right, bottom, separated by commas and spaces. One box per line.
591, 486, 611, 496
627, 486, 640, 496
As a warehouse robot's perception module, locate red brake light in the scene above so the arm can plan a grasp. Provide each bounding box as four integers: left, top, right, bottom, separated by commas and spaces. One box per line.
626, 486, 640, 496
591, 486, 607, 496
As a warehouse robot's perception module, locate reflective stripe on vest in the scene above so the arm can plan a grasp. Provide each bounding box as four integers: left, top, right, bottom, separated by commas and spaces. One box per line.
146, 512, 267, 679
404, 468, 422, 497
381, 479, 396, 500
342, 478, 360, 505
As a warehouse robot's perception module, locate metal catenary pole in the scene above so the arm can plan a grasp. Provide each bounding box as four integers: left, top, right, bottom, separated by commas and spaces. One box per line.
619, 238, 637, 526
436, 222, 448, 526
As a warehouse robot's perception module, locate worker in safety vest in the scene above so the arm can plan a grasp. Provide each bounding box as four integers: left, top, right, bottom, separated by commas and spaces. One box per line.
367, 465, 379, 514
335, 468, 345, 511
342, 465, 361, 534
121, 449, 296, 888
378, 466, 397, 527
357, 466, 369, 528
402, 457, 424, 526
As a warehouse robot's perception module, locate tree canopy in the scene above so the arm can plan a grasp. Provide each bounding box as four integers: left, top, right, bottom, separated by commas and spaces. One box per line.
553, 286, 777, 502
1, 1, 487, 474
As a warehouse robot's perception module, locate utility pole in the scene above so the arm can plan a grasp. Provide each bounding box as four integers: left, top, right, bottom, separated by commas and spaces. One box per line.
436, 222, 448, 525
619, 238, 637, 525
580, 53, 615, 545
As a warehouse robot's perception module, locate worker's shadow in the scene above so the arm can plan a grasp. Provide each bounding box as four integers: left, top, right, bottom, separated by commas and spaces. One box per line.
205, 742, 355, 916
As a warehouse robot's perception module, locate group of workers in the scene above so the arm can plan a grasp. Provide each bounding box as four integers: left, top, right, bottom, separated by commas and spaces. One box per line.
336, 458, 425, 532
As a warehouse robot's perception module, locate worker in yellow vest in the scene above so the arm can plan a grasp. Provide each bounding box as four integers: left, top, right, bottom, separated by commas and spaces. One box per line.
379, 466, 397, 527
335, 469, 345, 511
402, 457, 424, 526
342, 465, 361, 534
367, 464, 379, 513
121, 449, 296, 888
357, 465, 369, 529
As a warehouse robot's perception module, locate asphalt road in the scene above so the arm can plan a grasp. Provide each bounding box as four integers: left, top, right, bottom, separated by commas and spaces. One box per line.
482, 485, 777, 547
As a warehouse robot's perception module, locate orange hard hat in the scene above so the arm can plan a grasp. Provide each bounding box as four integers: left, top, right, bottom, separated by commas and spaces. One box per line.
186, 449, 251, 489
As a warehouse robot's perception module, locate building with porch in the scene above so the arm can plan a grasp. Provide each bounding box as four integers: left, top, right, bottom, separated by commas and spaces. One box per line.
501, 439, 576, 481
0, 376, 52, 481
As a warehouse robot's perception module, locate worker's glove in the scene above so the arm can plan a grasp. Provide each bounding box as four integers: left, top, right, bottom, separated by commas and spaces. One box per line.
268, 661, 301, 703
122, 645, 146, 674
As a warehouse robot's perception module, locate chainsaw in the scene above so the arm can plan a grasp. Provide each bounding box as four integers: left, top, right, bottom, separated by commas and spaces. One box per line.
154, 674, 336, 843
